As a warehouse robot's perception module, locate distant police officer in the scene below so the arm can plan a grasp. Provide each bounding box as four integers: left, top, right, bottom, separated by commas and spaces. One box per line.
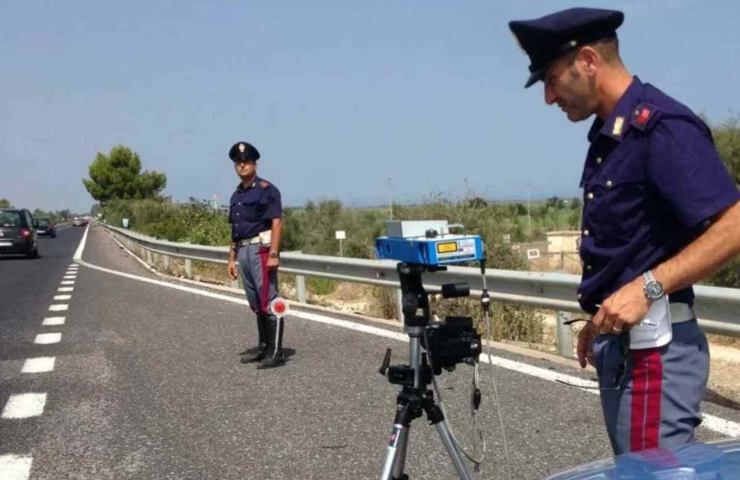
227, 141, 286, 369
509, 8, 740, 454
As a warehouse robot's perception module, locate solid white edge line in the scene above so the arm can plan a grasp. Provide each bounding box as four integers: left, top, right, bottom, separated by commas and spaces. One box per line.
0, 454, 33, 480
1, 393, 47, 419
78, 226, 740, 439
21, 357, 56, 374
73, 224, 90, 260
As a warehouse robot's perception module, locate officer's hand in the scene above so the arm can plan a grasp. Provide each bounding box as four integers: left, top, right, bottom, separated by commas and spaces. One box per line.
267, 256, 279, 270
591, 277, 648, 335
227, 260, 238, 280
577, 322, 599, 368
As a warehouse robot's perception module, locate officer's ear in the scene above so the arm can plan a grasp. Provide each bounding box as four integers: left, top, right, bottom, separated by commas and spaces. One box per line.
575, 46, 600, 77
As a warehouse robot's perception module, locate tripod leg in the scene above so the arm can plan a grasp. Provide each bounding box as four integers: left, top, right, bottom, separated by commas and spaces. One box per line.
380, 423, 409, 480
434, 421, 473, 480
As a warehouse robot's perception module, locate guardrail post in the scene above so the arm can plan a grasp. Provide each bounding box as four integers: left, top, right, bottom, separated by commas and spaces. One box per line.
146, 249, 152, 265
556, 310, 574, 358
396, 288, 404, 322
162, 254, 170, 270
185, 259, 192, 278
296, 275, 306, 303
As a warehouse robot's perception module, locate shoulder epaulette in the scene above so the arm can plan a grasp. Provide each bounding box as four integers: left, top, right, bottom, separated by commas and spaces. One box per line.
260, 181, 270, 189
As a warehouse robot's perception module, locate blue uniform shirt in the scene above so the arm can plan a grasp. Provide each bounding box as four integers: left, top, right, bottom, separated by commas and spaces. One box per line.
578, 77, 739, 313
229, 176, 282, 242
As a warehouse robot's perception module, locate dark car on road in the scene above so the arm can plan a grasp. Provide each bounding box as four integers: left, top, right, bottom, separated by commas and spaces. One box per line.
36, 217, 56, 238
0, 208, 39, 258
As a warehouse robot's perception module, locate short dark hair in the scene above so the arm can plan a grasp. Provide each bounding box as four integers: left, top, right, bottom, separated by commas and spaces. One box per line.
562, 36, 621, 66
592, 36, 621, 64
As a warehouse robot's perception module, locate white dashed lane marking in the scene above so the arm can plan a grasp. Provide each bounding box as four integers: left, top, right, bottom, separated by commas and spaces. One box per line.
0, 454, 33, 480
58, 287, 74, 292
53, 295, 72, 301
34, 333, 62, 344
1, 393, 47, 419
42, 317, 65, 326
60, 281, 75, 285
48, 304, 68, 312
22, 357, 56, 374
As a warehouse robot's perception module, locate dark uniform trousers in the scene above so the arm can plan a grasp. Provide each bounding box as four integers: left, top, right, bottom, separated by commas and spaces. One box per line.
236, 242, 282, 355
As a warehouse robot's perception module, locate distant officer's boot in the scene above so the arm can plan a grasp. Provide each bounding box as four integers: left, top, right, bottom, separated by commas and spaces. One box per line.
257, 317, 285, 369
240, 314, 268, 362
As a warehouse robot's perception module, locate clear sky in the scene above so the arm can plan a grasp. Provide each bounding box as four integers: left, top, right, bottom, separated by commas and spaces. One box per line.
2, 1, 738, 212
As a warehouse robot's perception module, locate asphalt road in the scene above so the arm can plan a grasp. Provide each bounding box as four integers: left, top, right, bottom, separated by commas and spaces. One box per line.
1, 224, 737, 480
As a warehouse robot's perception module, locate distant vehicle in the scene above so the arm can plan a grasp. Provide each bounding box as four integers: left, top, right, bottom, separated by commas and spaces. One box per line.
0, 208, 39, 258
72, 216, 87, 227
35, 218, 56, 238
546, 439, 740, 480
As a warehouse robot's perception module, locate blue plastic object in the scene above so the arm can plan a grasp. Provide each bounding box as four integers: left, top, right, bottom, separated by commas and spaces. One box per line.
546, 439, 740, 479
375, 235, 484, 266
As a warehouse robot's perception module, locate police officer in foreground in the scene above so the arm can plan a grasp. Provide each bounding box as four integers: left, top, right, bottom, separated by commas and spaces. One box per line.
227, 141, 286, 369
509, 8, 740, 454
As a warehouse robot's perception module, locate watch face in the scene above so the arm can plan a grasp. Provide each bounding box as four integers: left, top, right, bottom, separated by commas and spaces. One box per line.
645, 281, 664, 299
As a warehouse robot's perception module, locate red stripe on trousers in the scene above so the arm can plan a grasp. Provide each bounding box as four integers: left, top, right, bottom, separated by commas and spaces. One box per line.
630, 349, 663, 451
259, 248, 269, 313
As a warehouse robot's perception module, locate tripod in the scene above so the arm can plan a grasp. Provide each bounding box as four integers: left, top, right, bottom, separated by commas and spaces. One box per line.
379, 263, 474, 480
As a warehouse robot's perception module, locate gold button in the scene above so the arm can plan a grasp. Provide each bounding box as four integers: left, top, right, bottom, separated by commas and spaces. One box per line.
583, 229, 590, 236
587, 192, 594, 200
577, 293, 583, 300
596, 157, 603, 165
606, 180, 613, 188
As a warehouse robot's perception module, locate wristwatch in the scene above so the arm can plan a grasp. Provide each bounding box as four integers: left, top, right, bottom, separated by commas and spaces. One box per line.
643, 270, 665, 301
269, 251, 279, 259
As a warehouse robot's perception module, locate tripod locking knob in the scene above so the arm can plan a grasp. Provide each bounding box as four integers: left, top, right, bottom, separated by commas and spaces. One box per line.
379, 348, 392, 375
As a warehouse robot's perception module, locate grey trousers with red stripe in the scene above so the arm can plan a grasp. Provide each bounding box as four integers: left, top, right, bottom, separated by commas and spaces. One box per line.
593, 319, 709, 455
236, 243, 280, 348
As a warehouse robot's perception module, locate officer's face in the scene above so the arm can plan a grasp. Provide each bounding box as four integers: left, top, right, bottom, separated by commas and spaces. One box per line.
234, 159, 257, 178
543, 55, 597, 122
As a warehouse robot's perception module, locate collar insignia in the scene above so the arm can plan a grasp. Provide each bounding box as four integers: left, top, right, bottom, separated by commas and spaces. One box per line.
612, 116, 625, 136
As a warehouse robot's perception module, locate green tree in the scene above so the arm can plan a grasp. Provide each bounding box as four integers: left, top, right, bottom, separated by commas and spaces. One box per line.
83, 145, 166, 204
0, 198, 12, 208
714, 116, 740, 185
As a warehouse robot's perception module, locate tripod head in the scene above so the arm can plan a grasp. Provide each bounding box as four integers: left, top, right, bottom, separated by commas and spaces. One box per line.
396, 262, 482, 377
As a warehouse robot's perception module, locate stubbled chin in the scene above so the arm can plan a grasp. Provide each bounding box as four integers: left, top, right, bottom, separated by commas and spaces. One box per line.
566, 111, 589, 123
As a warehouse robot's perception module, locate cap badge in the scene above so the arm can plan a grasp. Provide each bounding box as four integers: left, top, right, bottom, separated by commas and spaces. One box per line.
238, 143, 246, 153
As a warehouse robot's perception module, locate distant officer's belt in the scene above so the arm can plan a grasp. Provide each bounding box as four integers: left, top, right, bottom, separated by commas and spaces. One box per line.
237, 236, 263, 247
237, 230, 271, 248
669, 302, 695, 324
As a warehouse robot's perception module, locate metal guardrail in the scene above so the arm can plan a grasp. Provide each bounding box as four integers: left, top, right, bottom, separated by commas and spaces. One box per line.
102, 224, 740, 355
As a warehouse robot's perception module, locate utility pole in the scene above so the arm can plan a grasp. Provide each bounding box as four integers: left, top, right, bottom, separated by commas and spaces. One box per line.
387, 177, 394, 220
526, 179, 532, 234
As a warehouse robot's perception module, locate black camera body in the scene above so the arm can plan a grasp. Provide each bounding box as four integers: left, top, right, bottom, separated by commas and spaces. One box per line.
423, 316, 482, 375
